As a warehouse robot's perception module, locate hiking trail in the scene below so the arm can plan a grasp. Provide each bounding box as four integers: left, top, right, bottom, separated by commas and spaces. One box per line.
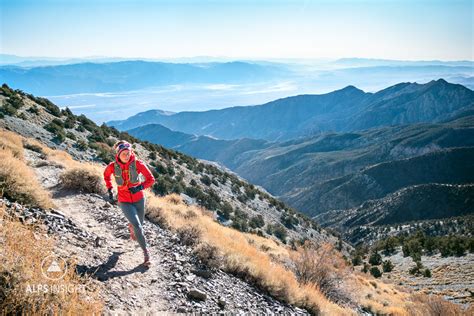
17, 147, 310, 315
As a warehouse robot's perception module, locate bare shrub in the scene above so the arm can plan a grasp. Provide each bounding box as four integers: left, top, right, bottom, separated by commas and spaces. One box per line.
164, 193, 183, 205
260, 244, 271, 252
177, 225, 202, 246
59, 167, 105, 194
145, 204, 169, 229
290, 241, 353, 305
184, 209, 197, 219
193, 242, 223, 269
408, 293, 463, 316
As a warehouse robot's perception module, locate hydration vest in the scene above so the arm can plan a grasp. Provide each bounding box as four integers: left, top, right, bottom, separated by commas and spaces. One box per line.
114, 160, 140, 186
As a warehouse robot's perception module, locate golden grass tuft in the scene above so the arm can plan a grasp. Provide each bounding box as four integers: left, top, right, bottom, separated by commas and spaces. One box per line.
0, 149, 54, 209
19, 136, 84, 171
165, 193, 183, 205
22, 139, 45, 154
42, 147, 82, 170
0, 129, 25, 160
0, 204, 104, 314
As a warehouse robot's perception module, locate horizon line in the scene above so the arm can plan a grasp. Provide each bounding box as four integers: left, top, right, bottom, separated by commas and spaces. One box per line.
1, 53, 473, 63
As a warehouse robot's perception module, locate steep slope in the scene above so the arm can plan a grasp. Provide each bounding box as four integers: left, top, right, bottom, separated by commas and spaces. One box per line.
4, 129, 469, 315
315, 183, 474, 229
288, 146, 474, 216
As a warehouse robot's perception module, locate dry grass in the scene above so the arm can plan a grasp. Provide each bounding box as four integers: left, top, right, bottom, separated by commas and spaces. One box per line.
40, 146, 83, 170
0, 204, 104, 314
0, 129, 24, 160
145, 193, 352, 315
145, 193, 470, 316
59, 166, 106, 194
0, 149, 54, 209
0, 129, 106, 206
353, 272, 471, 316
290, 241, 352, 305
406, 293, 467, 316
43, 145, 109, 195
19, 135, 86, 171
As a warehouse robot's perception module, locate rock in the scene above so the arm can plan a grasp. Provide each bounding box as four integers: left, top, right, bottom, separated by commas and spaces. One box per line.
177, 282, 189, 288
218, 297, 226, 309
94, 237, 102, 247
187, 288, 207, 301
49, 210, 66, 218
191, 268, 213, 279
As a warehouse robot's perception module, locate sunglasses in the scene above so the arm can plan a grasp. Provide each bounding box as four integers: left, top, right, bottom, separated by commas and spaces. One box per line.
117, 143, 131, 152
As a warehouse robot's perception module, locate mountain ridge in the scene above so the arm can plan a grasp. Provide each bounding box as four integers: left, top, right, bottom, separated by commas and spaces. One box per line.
111, 79, 474, 142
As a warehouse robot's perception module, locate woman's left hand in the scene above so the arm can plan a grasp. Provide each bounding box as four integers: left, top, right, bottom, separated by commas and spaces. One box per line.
129, 183, 144, 194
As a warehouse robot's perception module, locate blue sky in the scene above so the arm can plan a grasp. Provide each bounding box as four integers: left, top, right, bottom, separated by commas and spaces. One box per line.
0, 0, 472, 60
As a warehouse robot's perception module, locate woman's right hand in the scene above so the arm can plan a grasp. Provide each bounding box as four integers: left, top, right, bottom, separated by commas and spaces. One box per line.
107, 188, 115, 203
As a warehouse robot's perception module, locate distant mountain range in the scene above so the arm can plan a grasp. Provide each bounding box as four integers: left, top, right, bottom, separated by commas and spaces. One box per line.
1, 56, 472, 100
125, 105, 474, 210
3, 54, 472, 68
0, 60, 288, 95
111, 79, 474, 141
332, 57, 474, 68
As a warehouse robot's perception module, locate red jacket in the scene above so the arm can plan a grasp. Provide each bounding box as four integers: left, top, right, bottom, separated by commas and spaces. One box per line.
103, 151, 155, 203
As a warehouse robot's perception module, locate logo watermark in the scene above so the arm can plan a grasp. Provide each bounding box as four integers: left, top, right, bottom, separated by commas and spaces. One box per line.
41, 254, 68, 280
24, 254, 88, 295
25, 283, 87, 294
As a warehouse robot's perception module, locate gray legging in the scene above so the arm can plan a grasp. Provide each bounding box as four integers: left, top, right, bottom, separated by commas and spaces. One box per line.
118, 197, 148, 251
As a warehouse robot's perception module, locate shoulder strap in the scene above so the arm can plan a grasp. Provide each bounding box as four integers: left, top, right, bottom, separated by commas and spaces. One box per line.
113, 162, 125, 186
